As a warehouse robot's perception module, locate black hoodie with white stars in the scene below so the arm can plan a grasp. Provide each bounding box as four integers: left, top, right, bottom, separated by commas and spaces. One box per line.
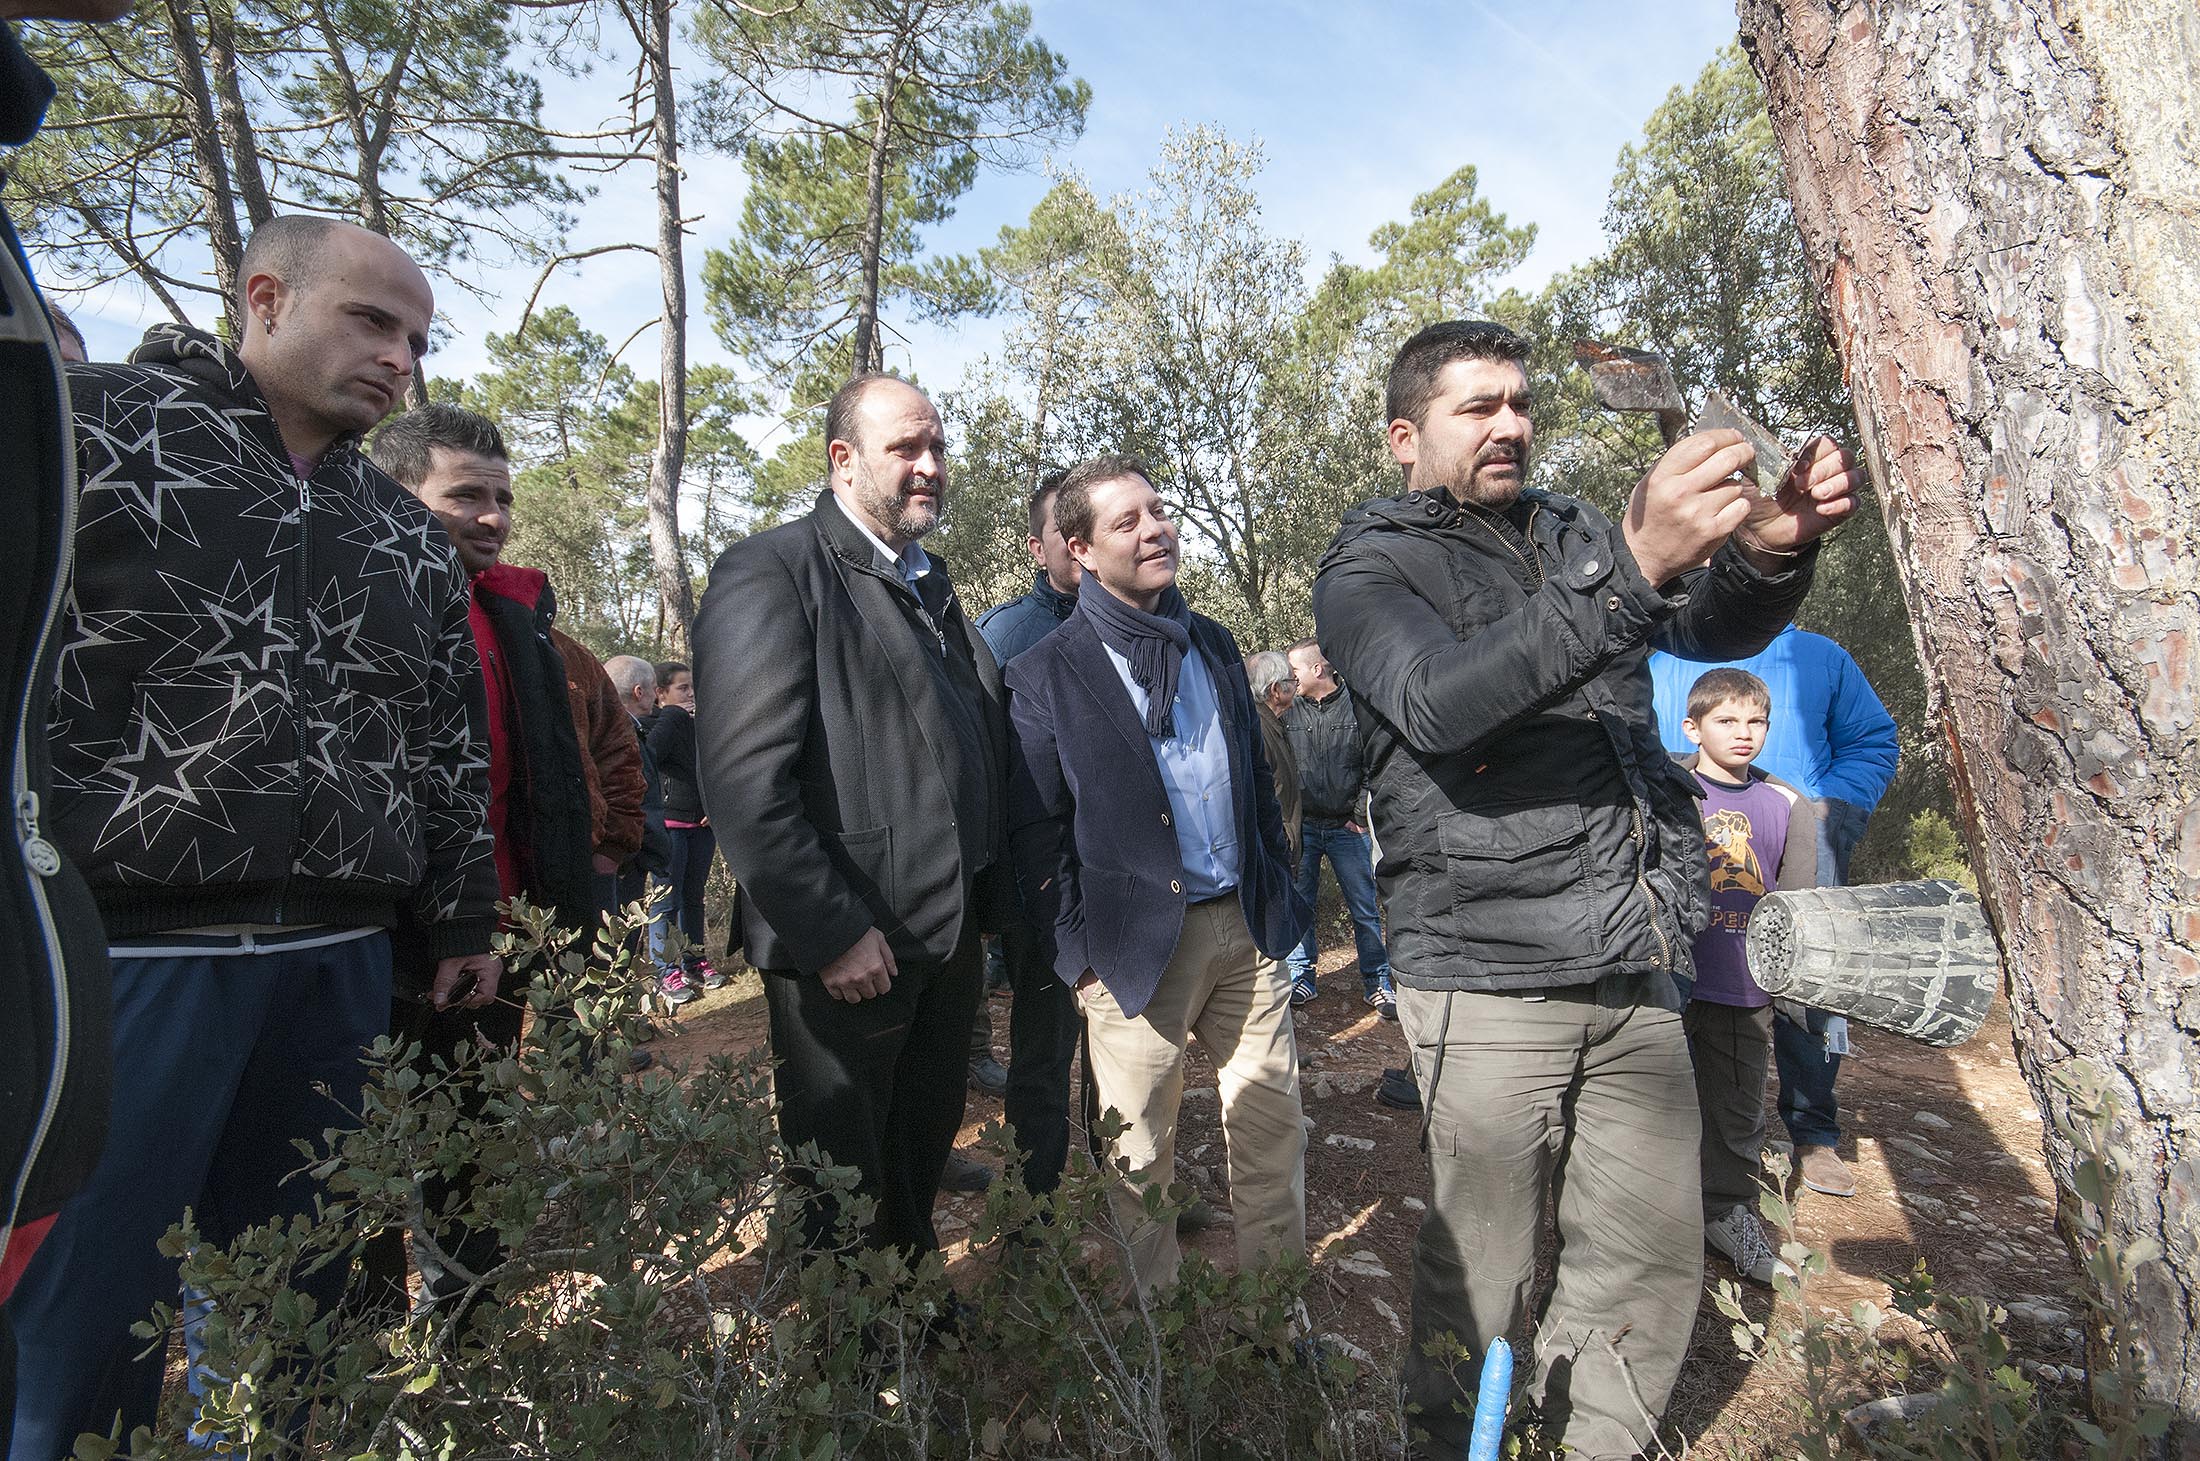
48, 324, 498, 957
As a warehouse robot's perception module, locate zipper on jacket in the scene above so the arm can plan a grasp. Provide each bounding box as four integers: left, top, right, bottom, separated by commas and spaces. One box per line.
6, 300, 78, 1236
274, 465, 313, 922
845, 548, 948, 657
1464, 501, 1545, 590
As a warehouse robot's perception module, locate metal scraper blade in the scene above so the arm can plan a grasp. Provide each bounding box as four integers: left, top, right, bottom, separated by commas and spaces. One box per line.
1692, 389, 1792, 498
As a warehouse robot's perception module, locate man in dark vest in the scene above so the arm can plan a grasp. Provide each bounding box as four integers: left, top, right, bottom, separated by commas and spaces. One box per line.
0, 7, 132, 1451
693, 373, 1007, 1255
1004, 454, 1308, 1295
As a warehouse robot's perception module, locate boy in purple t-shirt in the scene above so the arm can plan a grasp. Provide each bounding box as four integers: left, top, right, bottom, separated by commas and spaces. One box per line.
1679, 668, 1819, 1286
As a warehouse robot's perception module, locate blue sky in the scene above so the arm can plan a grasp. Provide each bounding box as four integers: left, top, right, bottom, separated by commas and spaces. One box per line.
70, 0, 1745, 428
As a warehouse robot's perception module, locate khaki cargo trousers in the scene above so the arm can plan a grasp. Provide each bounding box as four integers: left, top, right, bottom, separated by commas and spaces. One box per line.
1398, 972, 1703, 1461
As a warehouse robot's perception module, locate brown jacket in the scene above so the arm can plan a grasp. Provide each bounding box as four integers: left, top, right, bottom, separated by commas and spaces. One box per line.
550, 626, 645, 865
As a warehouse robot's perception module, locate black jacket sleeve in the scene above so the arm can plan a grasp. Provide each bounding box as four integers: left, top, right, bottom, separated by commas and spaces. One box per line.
1315, 528, 1813, 761
405, 566, 499, 958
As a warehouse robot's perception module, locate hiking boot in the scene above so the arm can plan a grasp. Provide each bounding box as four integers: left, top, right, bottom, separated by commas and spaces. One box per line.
1705, 1204, 1784, 1286
658, 965, 698, 1006
687, 956, 727, 990
968, 1054, 1008, 1098
940, 1149, 994, 1194
1289, 971, 1319, 1007
1799, 1144, 1857, 1197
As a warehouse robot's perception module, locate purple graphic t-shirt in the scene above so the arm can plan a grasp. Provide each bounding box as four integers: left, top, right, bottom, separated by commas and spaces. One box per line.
1688, 769, 1793, 1007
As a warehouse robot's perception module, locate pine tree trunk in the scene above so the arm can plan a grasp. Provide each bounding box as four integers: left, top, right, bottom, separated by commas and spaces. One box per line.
159, 0, 245, 327
1737, 0, 2200, 1437
642, 0, 695, 651
851, 89, 895, 377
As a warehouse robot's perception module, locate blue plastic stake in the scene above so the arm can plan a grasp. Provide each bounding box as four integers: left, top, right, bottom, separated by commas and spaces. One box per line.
1465, 1337, 1513, 1461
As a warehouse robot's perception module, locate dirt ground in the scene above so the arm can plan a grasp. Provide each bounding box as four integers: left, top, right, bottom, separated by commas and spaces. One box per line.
661, 942, 2080, 1454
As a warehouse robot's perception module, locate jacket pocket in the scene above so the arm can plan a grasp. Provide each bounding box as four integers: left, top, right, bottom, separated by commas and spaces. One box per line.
826, 825, 894, 918
1435, 801, 1599, 961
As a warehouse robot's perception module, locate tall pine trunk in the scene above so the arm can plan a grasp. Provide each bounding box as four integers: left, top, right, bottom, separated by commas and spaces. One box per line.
849, 86, 896, 377
161, 0, 246, 329
642, 0, 695, 650
1738, 0, 2200, 1438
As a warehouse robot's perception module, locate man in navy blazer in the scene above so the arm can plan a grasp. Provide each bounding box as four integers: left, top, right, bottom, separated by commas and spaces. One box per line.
1005, 454, 1309, 1294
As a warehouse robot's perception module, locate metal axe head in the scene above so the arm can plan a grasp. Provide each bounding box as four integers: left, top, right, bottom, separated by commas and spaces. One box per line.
1573, 339, 1689, 445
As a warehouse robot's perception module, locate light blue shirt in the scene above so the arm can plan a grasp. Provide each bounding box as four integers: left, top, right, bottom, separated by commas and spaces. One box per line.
832, 489, 932, 591
1100, 639, 1240, 898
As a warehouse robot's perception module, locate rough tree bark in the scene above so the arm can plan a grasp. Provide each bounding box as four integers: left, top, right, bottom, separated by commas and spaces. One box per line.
1737, 0, 2199, 1436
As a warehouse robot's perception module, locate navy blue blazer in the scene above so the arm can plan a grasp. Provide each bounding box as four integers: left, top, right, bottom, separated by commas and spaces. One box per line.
1005, 607, 1309, 1018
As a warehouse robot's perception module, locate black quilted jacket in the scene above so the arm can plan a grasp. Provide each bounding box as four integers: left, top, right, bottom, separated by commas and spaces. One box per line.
48, 326, 498, 958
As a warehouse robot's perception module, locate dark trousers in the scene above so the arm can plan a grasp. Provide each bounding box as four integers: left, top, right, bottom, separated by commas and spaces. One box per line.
357, 990, 528, 1317
762, 933, 982, 1255
1000, 918, 1080, 1195
6, 936, 391, 1460
661, 825, 715, 958
1288, 820, 1390, 989
1684, 1000, 1775, 1218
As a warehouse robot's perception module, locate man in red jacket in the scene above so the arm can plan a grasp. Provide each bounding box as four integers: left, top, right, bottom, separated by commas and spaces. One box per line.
364, 402, 643, 1312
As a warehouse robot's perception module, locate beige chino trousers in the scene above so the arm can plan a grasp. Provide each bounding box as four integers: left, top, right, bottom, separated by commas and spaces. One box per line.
1077, 895, 1307, 1294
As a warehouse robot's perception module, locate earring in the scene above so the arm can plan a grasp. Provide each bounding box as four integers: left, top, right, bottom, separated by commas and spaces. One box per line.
262, 315, 275, 335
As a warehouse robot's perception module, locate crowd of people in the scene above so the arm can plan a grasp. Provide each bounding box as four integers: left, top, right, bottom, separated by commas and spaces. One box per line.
0, 15, 1913, 1455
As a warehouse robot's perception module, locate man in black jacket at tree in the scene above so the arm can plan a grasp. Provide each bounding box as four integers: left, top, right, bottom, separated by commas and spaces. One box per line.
10, 218, 500, 1456
692, 373, 1006, 1256
1312, 320, 1859, 1460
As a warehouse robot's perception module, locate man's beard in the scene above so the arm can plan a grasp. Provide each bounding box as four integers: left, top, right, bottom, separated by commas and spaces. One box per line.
853, 457, 945, 540
1445, 442, 1530, 508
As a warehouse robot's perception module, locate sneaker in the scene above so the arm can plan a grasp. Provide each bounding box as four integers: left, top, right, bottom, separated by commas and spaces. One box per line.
658, 966, 698, 1006
1289, 971, 1319, 1007
968, 1054, 1008, 1098
1363, 980, 1397, 1020
1798, 1144, 1857, 1197
687, 956, 727, 991
1705, 1204, 1784, 1286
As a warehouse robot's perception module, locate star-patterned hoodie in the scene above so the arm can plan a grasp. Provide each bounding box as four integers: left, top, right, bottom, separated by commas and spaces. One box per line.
47, 325, 499, 958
